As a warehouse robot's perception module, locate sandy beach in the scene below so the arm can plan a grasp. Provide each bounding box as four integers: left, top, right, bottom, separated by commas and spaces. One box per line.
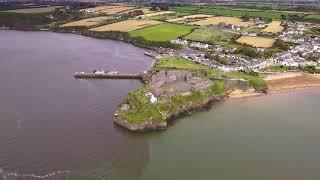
265, 72, 320, 93
229, 72, 320, 98
228, 88, 264, 98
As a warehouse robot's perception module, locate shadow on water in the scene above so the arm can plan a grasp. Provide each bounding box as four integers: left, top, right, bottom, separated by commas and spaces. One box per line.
0, 31, 152, 180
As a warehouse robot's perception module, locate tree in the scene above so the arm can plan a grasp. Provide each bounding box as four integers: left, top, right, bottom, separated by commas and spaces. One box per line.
309, 52, 319, 62
280, 14, 287, 20
241, 14, 250, 22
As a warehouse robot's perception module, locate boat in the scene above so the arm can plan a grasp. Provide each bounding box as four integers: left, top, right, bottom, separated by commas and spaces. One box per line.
107, 71, 119, 75
144, 51, 155, 57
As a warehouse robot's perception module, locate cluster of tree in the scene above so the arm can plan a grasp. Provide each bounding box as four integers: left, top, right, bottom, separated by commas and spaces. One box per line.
0, 12, 53, 30
299, 66, 320, 74
235, 47, 258, 58
54, 28, 180, 50
230, 3, 320, 13
0, 1, 94, 11
241, 14, 272, 22
204, 52, 228, 65
308, 52, 319, 62
150, 2, 170, 11
273, 39, 293, 51
280, 14, 302, 22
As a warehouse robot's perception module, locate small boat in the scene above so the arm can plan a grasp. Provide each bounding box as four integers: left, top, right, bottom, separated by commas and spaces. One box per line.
107, 71, 119, 75
144, 51, 154, 57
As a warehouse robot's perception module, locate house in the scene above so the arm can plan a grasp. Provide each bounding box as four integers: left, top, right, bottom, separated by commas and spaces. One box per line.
170, 39, 188, 45
226, 24, 235, 30
218, 22, 227, 29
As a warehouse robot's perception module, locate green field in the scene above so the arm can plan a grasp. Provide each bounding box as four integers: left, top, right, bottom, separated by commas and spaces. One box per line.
149, 12, 192, 21
152, 56, 220, 74
170, 6, 307, 20
129, 23, 194, 42
225, 71, 266, 91
267, 66, 289, 72
304, 14, 320, 20
184, 27, 237, 47
0, 12, 53, 29
115, 86, 164, 124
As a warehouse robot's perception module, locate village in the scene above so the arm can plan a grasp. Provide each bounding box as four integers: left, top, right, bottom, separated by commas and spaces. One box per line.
168, 20, 320, 72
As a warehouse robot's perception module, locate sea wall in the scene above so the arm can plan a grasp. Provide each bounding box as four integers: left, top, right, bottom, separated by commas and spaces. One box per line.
114, 116, 167, 132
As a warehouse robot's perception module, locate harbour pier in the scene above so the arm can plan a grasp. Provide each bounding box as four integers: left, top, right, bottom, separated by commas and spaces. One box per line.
74, 72, 146, 80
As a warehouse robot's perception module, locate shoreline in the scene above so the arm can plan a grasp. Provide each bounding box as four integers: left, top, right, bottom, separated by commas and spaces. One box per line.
5, 30, 318, 131
230, 72, 320, 98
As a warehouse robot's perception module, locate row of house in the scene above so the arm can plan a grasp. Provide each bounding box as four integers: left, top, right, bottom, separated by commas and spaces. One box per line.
270, 35, 320, 67
170, 39, 236, 54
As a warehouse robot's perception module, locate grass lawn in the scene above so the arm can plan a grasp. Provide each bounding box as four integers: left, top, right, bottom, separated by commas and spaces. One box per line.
115, 86, 164, 124
305, 14, 320, 20
153, 56, 220, 75
156, 81, 225, 115
225, 71, 266, 91
184, 27, 237, 47
129, 23, 194, 42
264, 66, 289, 72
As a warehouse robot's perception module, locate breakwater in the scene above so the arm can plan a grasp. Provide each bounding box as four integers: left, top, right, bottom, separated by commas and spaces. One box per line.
74, 72, 145, 80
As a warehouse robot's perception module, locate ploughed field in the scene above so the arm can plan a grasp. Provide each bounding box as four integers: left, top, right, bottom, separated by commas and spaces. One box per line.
189, 16, 252, 27
262, 21, 284, 33
83, 5, 135, 15
60, 16, 110, 27
90, 19, 163, 32
137, 11, 174, 18
129, 23, 194, 41
236, 36, 276, 48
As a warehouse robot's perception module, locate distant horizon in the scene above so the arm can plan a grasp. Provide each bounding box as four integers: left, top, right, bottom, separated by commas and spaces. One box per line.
1, 0, 320, 2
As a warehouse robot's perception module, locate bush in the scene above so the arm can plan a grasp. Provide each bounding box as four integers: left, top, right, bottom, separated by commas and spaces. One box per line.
236, 47, 258, 58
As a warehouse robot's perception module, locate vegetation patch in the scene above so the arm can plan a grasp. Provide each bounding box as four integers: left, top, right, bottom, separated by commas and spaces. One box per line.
166, 14, 212, 22
2, 6, 61, 13
304, 14, 320, 21
152, 56, 220, 75
266, 66, 289, 72
149, 12, 192, 21
0, 12, 53, 30
171, 6, 307, 20
225, 71, 266, 91
115, 86, 164, 124
156, 81, 225, 115
129, 23, 194, 42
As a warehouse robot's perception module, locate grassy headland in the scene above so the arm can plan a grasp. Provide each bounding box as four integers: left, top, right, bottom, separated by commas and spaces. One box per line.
114, 56, 267, 131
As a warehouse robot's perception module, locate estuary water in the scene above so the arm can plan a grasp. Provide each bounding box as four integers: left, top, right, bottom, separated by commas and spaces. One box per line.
1, 31, 320, 180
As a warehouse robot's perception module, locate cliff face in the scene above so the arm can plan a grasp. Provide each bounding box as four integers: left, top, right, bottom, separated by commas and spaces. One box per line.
114, 117, 167, 132
165, 94, 226, 122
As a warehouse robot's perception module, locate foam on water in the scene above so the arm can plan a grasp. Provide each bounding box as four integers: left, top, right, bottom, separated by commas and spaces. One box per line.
0, 168, 71, 179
